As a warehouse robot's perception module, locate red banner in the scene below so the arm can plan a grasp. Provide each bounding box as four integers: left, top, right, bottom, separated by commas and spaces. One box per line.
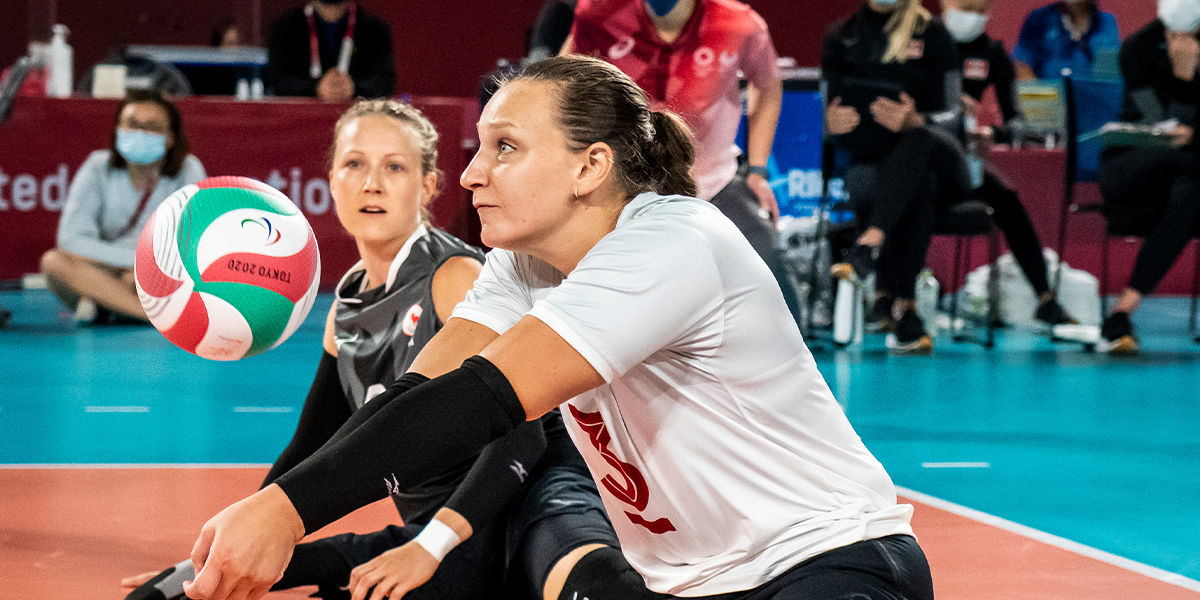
0, 95, 482, 287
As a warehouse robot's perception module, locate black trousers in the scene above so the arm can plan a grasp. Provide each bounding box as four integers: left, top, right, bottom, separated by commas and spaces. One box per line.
847, 126, 972, 299
710, 176, 801, 321
1099, 146, 1200, 296
975, 169, 1051, 295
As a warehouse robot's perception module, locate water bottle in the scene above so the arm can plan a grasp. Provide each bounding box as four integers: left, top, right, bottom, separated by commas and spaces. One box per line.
250, 78, 264, 100
235, 78, 250, 101
833, 278, 863, 345
915, 268, 940, 336
46, 24, 73, 98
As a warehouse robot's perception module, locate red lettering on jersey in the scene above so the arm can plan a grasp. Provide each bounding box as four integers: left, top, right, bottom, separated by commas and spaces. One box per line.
626, 512, 677, 534
568, 404, 676, 534
964, 58, 990, 81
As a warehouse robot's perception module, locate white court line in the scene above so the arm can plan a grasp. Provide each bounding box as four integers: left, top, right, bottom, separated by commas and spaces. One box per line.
85, 406, 149, 413
233, 406, 293, 413
897, 486, 1200, 593
0, 463, 273, 468
921, 462, 990, 468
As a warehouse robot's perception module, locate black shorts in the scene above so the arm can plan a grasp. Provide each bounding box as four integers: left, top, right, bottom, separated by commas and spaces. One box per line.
694, 534, 934, 600
503, 456, 620, 599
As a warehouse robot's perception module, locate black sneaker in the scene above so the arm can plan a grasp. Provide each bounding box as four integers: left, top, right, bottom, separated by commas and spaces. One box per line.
1098, 311, 1139, 355
887, 308, 933, 355
1035, 297, 1077, 326
831, 244, 880, 283
125, 560, 192, 600
866, 294, 895, 333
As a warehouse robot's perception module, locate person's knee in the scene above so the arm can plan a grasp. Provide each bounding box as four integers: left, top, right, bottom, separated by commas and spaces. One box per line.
552, 546, 662, 600
39, 249, 67, 279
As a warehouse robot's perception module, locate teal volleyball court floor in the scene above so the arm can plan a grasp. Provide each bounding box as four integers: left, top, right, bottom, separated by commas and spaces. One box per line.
1, 288, 1198, 584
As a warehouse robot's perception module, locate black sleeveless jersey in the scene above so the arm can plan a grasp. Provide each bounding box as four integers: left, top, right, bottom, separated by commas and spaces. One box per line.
332, 226, 484, 524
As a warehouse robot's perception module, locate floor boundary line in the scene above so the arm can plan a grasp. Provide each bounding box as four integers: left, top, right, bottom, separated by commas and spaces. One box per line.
897, 486, 1200, 593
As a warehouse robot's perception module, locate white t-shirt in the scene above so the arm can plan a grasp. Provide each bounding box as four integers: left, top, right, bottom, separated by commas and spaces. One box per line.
452, 192, 913, 597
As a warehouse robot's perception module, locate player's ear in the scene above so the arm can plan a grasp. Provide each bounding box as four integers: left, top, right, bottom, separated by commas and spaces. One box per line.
574, 142, 615, 198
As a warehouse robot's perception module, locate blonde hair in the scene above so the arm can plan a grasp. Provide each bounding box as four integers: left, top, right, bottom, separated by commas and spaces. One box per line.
883, 0, 932, 64
330, 99, 442, 220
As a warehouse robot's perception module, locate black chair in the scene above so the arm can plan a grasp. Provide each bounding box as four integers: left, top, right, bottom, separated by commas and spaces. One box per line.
934, 199, 1000, 348
1059, 75, 1200, 342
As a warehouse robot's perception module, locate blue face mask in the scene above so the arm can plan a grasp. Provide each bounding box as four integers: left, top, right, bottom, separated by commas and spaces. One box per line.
645, 0, 680, 17
116, 128, 168, 165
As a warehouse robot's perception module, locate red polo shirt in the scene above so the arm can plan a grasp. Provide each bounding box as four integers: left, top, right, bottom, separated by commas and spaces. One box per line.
571, 0, 779, 199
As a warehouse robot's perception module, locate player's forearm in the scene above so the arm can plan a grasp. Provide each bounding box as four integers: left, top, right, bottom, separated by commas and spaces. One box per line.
745, 79, 782, 168
273, 356, 525, 534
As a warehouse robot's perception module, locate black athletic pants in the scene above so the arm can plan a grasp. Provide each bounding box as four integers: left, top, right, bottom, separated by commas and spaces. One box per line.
1099, 146, 1200, 296
710, 175, 801, 321
975, 169, 1051, 295
846, 126, 972, 299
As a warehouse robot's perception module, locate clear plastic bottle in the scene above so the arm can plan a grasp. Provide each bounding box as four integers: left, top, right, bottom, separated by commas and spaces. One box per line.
915, 268, 940, 336
46, 24, 73, 98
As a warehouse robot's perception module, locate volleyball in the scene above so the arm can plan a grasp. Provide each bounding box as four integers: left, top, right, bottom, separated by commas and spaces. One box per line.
134, 176, 320, 361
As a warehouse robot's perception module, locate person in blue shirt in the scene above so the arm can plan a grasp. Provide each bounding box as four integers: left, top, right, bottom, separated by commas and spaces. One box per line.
1012, 0, 1120, 80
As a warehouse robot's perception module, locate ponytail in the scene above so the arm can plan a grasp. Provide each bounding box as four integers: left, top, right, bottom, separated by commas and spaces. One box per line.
647, 111, 698, 197
508, 55, 701, 199
882, 0, 931, 64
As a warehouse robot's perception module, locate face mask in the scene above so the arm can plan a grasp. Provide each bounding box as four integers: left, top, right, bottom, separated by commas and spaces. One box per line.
116, 128, 167, 165
872, 0, 900, 7
944, 8, 989, 43
645, 0, 680, 17
1160, 0, 1200, 32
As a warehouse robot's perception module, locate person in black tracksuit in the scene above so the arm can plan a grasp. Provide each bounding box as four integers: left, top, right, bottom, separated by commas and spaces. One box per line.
941, 0, 1075, 327
1096, 12, 1200, 354
265, 1, 396, 100
823, 0, 969, 354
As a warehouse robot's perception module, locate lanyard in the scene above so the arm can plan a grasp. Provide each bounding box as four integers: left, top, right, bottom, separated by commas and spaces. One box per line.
305, 2, 357, 79
120, 176, 158, 238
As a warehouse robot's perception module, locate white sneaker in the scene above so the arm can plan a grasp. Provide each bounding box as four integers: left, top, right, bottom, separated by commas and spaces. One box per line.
73, 298, 97, 324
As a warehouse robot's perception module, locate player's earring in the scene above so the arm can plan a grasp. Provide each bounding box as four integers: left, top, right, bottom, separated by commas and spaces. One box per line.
573, 187, 579, 199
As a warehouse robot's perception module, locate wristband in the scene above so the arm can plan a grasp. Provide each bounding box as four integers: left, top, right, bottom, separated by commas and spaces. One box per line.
414, 518, 461, 562
747, 165, 770, 179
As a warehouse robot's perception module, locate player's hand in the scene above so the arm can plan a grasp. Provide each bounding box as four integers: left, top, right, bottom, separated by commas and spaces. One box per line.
120, 570, 159, 589
1167, 31, 1200, 82
1169, 123, 1194, 147
961, 93, 979, 120
746, 171, 779, 222
347, 540, 440, 600
871, 92, 922, 132
182, 484, 305, 600
825, 97, 860, 135
317, 69, 355, 102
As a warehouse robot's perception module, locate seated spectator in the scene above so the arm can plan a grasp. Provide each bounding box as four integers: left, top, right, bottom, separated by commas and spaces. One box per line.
823, 0, 969, 354
210, 18, 242, 49
265, 0, 396, 101
1013, 0, 1120, 80
39, 90, 206, 325
1097, 2, 1200, 355
941, 0, 1076, 326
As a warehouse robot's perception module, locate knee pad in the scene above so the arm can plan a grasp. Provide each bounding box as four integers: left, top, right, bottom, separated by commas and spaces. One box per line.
556, 547, 665, 600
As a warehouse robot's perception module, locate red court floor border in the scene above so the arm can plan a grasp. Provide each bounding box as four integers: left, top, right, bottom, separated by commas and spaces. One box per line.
2, 467, 1197, 600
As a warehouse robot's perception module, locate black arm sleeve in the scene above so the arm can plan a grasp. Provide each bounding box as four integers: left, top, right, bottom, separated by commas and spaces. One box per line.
261, 352, 351, 488
443, 419, 547, 530
274, 355, 526, 534
992, 42, 1022, 144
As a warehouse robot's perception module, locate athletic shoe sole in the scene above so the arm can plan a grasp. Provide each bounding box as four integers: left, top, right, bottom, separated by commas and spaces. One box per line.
1096, 334, 1140, 356
885, 333, 933, 355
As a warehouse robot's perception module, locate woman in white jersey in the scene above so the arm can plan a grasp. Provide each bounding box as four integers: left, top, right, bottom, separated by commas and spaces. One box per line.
181, 55, 933, 600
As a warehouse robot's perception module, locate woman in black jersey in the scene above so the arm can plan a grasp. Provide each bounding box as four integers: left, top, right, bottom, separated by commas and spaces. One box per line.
941, 0, 1076, 328
1095, 4, 1200, 354
823, 0, 970, 354
122, 100, 640, 600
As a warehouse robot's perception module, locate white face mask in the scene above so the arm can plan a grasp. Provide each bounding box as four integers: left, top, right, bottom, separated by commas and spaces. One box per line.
944, 8, 989, 43
873, 0, 900, 6
1160, 0, 1200, 33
